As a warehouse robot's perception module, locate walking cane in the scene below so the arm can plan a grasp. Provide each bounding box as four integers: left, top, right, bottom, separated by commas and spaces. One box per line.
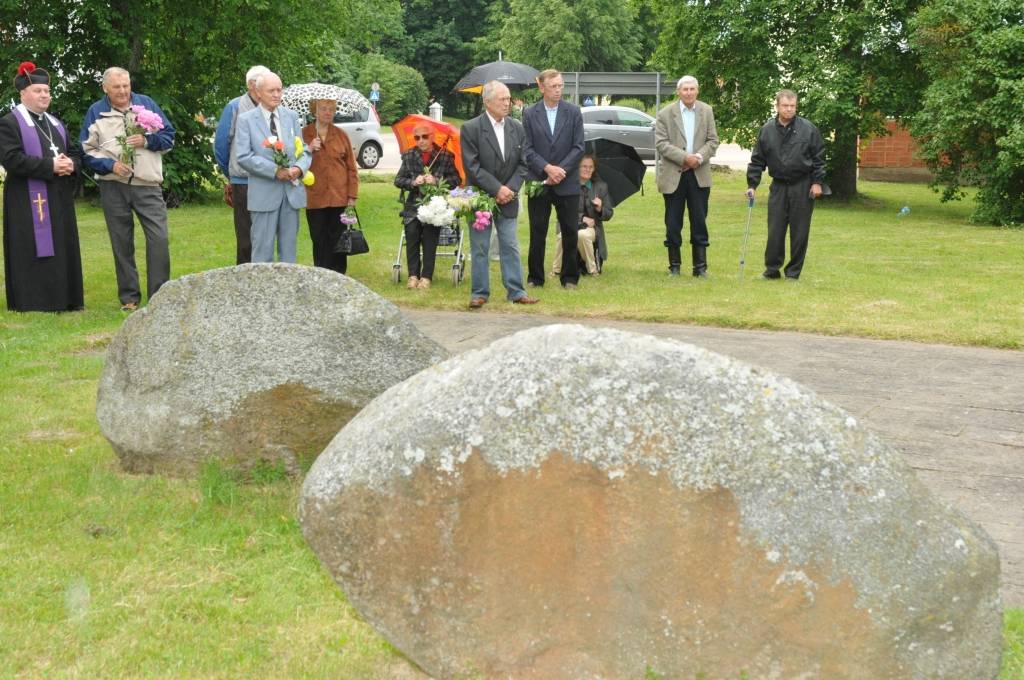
738, 195, 754, 279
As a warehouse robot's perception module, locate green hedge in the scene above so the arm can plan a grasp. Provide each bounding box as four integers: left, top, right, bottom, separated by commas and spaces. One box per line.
355, 54, 429, 125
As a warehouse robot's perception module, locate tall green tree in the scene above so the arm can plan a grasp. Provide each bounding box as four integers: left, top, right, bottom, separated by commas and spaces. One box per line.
652, 0, 924, 200
499, 0, 642, 73
381, 0, 494, 118
0, 0, 401, 202
909, 0, 1024, 225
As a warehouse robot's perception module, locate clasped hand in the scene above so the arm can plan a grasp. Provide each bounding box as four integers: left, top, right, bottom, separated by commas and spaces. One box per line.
52, 154, 74, 176
276, 167, 301, 182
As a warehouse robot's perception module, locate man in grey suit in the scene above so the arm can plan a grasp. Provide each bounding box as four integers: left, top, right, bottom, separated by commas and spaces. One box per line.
655, 75, 719, 277
522, 69, 585, 289
460, 81, 538, 309
233, 71, 311, 263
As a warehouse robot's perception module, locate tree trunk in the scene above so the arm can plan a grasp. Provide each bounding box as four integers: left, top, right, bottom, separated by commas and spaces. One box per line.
830, 121, 859, 201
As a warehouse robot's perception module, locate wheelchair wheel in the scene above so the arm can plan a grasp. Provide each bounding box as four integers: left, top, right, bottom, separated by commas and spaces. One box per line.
391, 264, 402, 284
451, 263, 462, 287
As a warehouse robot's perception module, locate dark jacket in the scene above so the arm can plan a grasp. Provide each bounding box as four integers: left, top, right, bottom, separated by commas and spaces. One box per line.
579, 178, 613, 261
746, 115, 826, 188
521, 100, 585, 197
460, 113, 527, 218
394, 145, 462, 220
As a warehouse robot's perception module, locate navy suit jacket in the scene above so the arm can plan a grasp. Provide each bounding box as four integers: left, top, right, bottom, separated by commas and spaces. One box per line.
522, 100, 585, 197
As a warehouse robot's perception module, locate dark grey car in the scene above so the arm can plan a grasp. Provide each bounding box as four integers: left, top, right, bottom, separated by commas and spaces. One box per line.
582, 105, 656, 160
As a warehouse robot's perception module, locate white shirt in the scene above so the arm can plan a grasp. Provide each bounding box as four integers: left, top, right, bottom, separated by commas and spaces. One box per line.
678, 101, 697, 157
486, 110, 506, 160
260, 104, 280, 136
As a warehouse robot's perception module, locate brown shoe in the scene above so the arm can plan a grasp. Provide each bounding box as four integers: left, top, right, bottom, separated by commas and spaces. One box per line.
120, 301, 139, 312
512, 295, 539, 305
406, 276, 420, 289
417, 277, 432, 290
468, 297, 487, 309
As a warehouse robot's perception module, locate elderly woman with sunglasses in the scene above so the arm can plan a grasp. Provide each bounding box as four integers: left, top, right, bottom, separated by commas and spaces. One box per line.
394, 123, 462, 290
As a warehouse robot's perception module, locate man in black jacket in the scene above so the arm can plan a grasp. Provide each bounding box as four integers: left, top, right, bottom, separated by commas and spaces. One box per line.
745, 89, 826, 280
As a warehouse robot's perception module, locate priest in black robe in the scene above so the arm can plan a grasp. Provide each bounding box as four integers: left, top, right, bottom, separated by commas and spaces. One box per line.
1, 61, 83, 312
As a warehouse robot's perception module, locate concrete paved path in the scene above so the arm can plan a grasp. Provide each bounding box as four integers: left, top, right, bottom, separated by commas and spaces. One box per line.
404, 309, 1024, 607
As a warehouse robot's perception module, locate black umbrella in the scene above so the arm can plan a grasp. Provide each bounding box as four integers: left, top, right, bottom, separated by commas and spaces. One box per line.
453, 60, 540, 93
584, 138, 647, 206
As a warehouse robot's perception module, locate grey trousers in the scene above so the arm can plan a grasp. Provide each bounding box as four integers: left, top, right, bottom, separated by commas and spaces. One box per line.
766, 178, 815, 279
250, 202, 299, 263
99, 182, 170, 304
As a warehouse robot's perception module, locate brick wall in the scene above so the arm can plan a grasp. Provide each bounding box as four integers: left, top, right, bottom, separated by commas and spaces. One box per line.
859, 120, 931, 182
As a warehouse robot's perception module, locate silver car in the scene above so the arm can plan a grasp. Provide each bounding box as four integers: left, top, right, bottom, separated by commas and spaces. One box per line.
333, 106, 384, 169
582, 105, 656, 160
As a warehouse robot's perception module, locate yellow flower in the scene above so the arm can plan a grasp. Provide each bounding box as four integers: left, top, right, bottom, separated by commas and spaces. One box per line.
302, 170, 315, 186
294, 136, 305, 158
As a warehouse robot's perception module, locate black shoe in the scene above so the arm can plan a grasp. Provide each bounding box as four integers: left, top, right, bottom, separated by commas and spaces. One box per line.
668, 265, 681, 277
561, 282, 578, 290
761, 270, 781, 280
691, 245, 707, 277
693, 270, 708, 279
526, 280, 543, 288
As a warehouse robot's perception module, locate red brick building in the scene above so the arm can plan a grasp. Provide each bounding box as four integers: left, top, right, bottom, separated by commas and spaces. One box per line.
859, 120, 932, 182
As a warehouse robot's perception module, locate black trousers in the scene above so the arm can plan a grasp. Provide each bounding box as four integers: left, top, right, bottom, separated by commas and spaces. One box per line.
404, 218, 441, 279
306, 206, 348, 274
766, 178, 814, 279
662, 169, 710, 252
231, 183, 252, 265
528, 191, 579, 286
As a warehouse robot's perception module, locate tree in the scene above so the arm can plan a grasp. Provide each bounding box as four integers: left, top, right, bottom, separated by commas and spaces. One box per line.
652, 0, 924, 200
0, 0, 401, 202
355, 53, 429, 125
499, 0, 642, 73
381, 0, 494, 118
909, 0, 1024, 225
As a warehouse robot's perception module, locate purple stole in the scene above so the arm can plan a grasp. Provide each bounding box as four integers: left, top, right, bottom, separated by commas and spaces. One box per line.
14, 106, 67, 258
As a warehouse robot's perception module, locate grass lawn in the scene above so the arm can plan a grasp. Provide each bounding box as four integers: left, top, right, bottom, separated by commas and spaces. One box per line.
1, 172, 1021, 677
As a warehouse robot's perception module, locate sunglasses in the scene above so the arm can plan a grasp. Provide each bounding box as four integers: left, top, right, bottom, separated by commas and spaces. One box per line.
413, 134, 432, 140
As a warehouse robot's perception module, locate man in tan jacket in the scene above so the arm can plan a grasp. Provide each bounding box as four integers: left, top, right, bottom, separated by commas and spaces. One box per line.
655, 76, 719, 277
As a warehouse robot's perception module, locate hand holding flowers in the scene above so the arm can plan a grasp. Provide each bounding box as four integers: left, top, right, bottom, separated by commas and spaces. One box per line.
117, 104, 165, 165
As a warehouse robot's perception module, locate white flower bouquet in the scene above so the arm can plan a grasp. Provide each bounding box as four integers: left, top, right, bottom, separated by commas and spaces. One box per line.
416, 195, 456, 227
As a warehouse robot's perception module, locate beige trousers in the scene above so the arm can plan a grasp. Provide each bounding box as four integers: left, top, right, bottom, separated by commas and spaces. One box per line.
552, 227, 598, 275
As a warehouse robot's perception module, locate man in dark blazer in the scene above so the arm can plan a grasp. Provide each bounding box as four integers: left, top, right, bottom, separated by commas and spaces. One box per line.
522, 69, 585, 289
460, 80, 538, 309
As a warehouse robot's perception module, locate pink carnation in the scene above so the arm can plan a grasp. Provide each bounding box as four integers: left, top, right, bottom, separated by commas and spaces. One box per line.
130, 105, 165, 134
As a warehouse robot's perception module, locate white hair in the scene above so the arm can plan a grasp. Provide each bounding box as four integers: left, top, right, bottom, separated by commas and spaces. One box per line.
254, 71, 279, 89
245, 65, 270, 87
102, 67, 130, 85
676, 75, 699, 89
482, 80, 509, 102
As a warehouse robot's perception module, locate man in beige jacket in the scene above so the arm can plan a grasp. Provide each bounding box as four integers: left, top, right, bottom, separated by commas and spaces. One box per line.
81, 67, 175, 311
655, 76, 719, 277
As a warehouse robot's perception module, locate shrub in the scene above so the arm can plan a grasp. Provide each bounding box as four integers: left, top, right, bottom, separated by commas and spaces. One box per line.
611, 97, 656, 115
355, 54, 429, 125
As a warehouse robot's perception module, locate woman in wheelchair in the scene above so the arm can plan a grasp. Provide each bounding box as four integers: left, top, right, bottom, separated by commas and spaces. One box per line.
551, 153, 613, 277
394, 124, 462, 290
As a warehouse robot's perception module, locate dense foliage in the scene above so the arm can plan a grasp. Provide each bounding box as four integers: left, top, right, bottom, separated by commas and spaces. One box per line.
354, 54, 429, 126
0, 0, 400, 203
910, 0, 1024, 225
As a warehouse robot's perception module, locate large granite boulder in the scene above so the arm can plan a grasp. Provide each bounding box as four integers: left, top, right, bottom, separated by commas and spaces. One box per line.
97, 264, 447, 477
300, 324, 1002, 679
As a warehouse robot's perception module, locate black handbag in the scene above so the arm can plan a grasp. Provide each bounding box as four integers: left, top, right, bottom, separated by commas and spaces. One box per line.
333, 207, 370, 255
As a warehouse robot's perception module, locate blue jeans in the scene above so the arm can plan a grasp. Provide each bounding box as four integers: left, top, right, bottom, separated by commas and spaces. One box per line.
469, 212, 527, 301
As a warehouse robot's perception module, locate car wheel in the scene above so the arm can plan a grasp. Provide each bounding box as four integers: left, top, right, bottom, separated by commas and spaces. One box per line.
358, 142, 381, 169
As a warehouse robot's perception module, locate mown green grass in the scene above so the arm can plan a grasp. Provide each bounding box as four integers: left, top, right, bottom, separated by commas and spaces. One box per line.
1, 173, 1021, 677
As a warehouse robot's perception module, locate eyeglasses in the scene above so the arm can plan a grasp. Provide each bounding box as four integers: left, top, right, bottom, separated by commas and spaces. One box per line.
413, 134, 432, 140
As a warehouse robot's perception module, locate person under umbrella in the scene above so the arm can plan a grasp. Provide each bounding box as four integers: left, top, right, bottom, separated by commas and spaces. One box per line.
303, 98, 358, 274
551, 153, 613, 277
394, 123, 462, 290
